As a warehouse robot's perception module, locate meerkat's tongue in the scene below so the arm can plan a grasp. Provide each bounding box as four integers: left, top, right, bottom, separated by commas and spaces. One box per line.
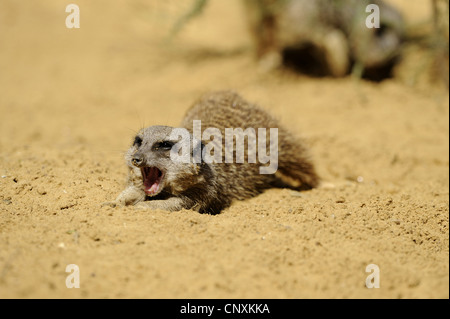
142, 167, 163, 196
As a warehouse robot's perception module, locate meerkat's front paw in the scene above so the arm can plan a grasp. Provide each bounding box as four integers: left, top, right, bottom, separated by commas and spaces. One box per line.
134, 202, 150, 210
133, 198, 186, 212
106, 186, 146, 208
134, 201, 164, 210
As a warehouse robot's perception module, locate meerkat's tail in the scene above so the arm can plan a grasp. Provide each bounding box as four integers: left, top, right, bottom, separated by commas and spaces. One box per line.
274, 132, 320, 191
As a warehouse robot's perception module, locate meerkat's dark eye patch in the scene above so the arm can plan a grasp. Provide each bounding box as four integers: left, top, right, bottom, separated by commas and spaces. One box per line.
153, 141, 175, 151
133, 136, 143, 147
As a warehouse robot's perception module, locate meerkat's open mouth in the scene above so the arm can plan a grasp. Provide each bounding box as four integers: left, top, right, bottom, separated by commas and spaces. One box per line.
141, 167, 164, 196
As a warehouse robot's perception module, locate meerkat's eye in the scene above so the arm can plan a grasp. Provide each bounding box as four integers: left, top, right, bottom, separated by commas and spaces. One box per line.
154, 141, 174, 151
133, 136, 143, 147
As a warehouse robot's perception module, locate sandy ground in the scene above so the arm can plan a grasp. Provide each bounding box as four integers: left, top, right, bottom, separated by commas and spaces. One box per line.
0, 0, 448, 299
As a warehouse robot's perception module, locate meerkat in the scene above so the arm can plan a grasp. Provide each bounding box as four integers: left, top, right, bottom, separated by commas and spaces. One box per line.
106, 91, 319, 214
172, 0, 404, 76
242, 0, 405, 76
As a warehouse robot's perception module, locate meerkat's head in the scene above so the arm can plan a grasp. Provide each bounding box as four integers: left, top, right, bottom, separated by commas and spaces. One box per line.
125, 125, 206, 197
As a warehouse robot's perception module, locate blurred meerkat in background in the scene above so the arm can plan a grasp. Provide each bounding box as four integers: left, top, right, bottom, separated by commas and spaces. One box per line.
242, 0, 405, 77
172, 0, 405, 79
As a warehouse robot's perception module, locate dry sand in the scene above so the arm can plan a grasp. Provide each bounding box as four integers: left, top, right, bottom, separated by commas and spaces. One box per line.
0, 0, 448, 298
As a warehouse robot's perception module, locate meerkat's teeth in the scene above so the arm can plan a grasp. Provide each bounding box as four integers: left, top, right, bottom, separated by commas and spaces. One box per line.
142, 167, 164, 196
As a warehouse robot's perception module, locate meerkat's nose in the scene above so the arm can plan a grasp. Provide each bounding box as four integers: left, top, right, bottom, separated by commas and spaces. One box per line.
132, 154, 144, 167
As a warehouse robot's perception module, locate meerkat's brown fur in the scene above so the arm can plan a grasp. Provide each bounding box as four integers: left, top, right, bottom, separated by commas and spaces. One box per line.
107, 91, 319, 214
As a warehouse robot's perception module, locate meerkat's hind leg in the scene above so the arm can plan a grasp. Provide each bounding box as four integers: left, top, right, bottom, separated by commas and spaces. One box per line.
275, 161, 319, 191
275, 135, 320, 190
